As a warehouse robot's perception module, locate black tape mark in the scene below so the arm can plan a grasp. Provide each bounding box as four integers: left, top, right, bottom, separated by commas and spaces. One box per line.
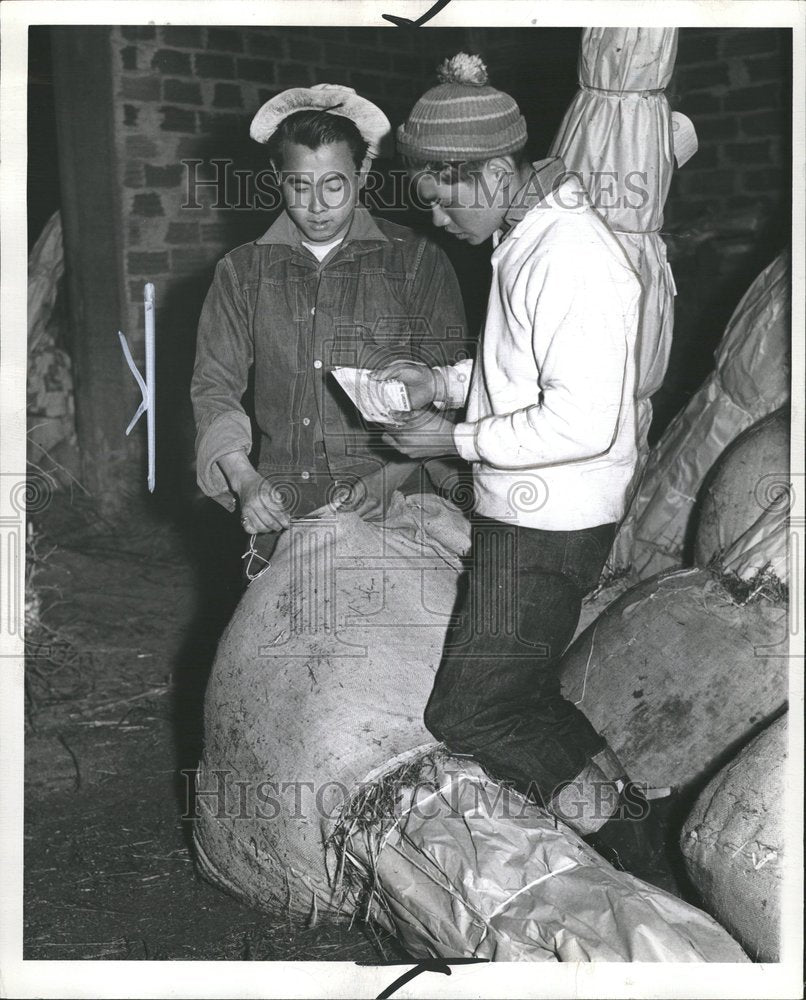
383, 0, 453, 28
355, 957, 489, 999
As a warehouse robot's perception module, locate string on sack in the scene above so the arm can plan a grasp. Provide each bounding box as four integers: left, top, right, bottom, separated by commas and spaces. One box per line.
242, 533, 271, 583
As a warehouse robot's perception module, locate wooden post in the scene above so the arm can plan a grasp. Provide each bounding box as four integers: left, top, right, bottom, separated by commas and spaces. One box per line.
50, 27, 141, 514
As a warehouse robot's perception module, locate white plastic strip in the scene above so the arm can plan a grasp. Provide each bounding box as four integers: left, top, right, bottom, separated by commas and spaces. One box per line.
117, 282, 157, 492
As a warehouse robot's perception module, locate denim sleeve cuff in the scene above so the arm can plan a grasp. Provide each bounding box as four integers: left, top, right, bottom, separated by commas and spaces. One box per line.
196, 410, 252, 502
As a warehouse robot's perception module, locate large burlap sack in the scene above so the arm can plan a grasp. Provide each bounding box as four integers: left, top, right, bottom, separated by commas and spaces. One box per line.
193, 493, 470, 918
694, 409, 790, 584
680, 714, 787, 961
559, 567, 788, 790
573, 572, 634, 642
339, 750, 747, 962
612, 252, 791, 579
27, 210, 80, 483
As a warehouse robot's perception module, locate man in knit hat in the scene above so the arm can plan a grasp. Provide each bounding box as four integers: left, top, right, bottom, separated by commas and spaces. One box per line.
191, 84, 469, 577
378, 55, 675, 890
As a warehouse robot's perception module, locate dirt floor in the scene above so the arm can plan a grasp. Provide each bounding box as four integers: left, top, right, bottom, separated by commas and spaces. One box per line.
23, 489, 700, 965
23, 491, 399, 962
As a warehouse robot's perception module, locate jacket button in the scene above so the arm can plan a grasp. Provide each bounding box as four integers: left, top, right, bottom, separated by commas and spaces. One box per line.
301, 471, 310, 480
313, 359, 323, 369
310, 307, 316, 316
302, 417, 311, 426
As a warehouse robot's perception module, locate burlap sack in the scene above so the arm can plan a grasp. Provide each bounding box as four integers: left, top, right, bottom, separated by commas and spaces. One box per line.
694, 408, 790, 584
572, 573, 634, 643
27, 210, 79, 480
680, 714, 787, 961
193, 493, 470, 918
340, 750, 748, 962
559, 568, 788, 790
612, 252, 791, 579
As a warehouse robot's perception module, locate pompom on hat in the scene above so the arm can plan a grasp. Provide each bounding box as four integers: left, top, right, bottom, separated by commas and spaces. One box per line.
397, 54, 527, 162
250, 83, 393, 159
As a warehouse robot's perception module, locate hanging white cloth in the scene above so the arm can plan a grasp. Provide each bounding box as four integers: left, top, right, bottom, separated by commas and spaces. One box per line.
551, 28, 679, 405
550, 29, 688, 567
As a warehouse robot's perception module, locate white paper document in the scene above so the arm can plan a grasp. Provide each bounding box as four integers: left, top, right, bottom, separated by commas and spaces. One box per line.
331, 366, 411, 424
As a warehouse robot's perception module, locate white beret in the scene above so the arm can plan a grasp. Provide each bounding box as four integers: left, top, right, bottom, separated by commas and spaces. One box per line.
250, 83, 392, 159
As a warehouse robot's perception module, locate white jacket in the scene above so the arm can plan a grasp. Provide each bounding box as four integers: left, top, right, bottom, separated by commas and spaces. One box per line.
439, 173, 641, 530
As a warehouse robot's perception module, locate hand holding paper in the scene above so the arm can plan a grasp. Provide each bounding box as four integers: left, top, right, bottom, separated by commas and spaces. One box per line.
370, 360, 440, 410
331, 366, 412, 424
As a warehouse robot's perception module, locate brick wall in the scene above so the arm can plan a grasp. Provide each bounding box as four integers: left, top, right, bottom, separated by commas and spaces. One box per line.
113, 23, 791, 307
114, 24, 473, 320
106, 25, 792, 476
667, 28, 790, 250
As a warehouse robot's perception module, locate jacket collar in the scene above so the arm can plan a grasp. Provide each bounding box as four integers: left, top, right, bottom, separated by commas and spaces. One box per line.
255, 205, 389, 247
500, 156, 567, 235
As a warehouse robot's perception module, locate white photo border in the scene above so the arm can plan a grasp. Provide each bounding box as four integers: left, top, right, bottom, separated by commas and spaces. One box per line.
2, 2, 803, 997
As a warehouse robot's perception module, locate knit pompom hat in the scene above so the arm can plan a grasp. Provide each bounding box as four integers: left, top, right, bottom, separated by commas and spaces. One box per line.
397, 54, 527, 162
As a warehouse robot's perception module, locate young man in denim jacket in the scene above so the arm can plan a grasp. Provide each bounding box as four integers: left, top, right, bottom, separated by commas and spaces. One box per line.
191, 85, 468, 568
378, 56, 675, 890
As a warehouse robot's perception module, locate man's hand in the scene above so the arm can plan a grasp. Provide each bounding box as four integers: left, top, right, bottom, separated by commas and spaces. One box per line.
217, 451, 291, 533
348, 466, 398, 521
372, 360, 440, 410
382, 411, 460, 459
237, 472, 292, 533
337, 460, 415, 521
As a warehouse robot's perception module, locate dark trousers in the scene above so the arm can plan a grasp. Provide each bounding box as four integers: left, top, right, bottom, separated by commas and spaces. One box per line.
425, 515, 616, 802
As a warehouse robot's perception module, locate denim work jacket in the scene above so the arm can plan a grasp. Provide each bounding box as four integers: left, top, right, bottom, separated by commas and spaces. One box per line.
191, 207, 470, 512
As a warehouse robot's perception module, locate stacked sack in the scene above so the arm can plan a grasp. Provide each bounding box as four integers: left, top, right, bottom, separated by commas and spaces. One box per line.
194, 278, 792, 958
27, 210, 80, 485
675, 408, 792, 962
559, 566, 788, 792
694, 407, 791, 585
560, 393, 792, 961
337, 749, 747, 962
612, 252, 791, 580
681, 714, 787, 962
193, 493, 749, 960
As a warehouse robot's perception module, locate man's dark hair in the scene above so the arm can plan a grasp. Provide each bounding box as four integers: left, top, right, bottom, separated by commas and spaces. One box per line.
267, 110, 369, 170
405, 147, 528, 185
